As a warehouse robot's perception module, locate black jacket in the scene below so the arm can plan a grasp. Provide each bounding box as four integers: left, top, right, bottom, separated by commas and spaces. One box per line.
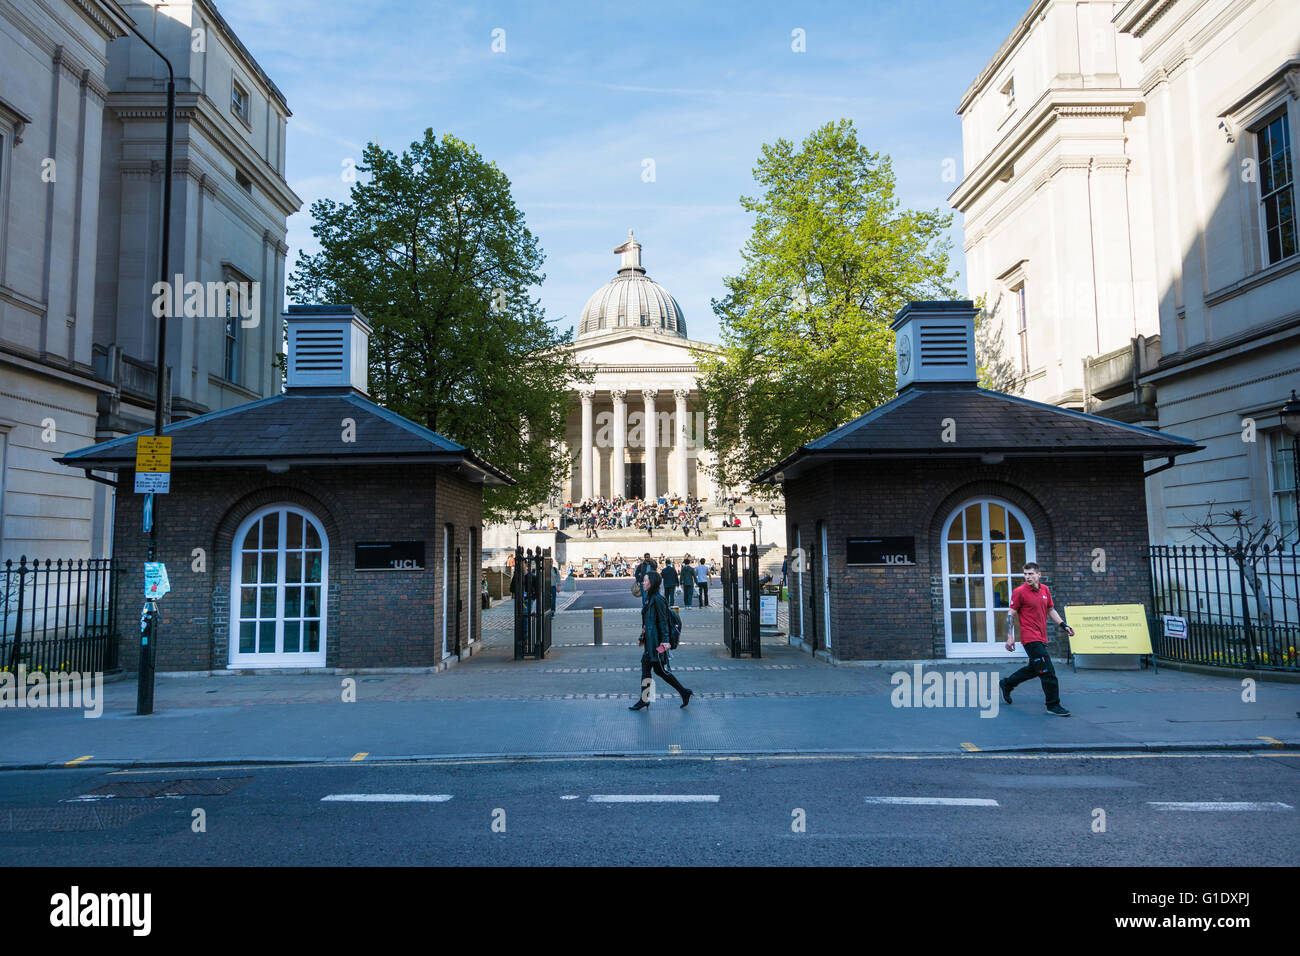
661, 565, 679, 588
640, 592, 671, 661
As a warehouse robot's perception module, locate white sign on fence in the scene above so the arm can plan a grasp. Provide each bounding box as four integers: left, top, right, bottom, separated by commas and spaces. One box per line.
1162, 614, 1188, 639
760, 594, 778, 628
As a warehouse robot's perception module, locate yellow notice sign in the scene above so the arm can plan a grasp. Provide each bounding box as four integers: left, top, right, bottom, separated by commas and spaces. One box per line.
135, 436, 172, 473
1067, 604, 1152, 655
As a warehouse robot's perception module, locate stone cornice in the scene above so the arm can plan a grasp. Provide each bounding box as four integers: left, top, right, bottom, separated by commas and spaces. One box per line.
68, 0, 134, 41
106, 92, 301, 216
0, 97, 34, 145
1113, 0, 1179, 38
956, 0, 1051, 115
1218, 58, 1300, 126
949, 89, 1143, 212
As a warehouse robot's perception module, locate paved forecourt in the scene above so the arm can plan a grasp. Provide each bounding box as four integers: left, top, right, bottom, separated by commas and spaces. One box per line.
0, 602, 1298, 769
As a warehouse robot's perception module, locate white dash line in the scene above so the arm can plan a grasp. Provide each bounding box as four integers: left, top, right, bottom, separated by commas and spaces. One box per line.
321, 794, 453, 803
587, 794, 720, 803
864, 796, 1000, 807
1148, 801, 1293, 812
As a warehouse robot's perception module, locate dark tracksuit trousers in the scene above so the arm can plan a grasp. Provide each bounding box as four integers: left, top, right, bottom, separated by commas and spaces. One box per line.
1003, 640, 1060, 707
640, 653, 688, 701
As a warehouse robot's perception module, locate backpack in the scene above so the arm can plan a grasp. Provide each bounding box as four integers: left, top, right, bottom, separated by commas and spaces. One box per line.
667, 603, 683, 649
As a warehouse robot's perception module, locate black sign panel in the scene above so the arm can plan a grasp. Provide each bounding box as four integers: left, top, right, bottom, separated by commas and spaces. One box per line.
846, 536, 916, 566
355, 541, 425, 571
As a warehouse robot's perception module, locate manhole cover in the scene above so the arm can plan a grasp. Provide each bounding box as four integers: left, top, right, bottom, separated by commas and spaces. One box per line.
74, 777, 252, 800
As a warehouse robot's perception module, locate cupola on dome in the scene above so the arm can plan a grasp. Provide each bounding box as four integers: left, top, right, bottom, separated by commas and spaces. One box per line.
576, 231, 687, 339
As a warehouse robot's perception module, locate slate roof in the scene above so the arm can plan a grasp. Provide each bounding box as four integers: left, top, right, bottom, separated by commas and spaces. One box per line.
754, 384, 1202, 483
58, 390, 514, 486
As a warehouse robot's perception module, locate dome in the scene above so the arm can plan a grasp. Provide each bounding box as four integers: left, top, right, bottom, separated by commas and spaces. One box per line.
576, 231, 688, 339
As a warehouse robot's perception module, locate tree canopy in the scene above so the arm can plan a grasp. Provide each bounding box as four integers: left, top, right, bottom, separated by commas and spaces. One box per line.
289, 130, 582, 522
696, 119, 957, 492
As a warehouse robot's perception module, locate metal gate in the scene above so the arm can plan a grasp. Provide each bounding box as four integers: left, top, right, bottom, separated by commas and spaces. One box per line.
513, 545, 553, 660
721, 544, 761, 658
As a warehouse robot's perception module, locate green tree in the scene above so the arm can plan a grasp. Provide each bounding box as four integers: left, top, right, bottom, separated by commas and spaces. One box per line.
973, 294, 1023, 394
289, 130, 583, 521
696, 119, 957, 492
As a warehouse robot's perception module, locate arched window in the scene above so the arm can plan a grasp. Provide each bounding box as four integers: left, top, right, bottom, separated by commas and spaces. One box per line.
230, 505, 327, 667
941, 498, 1035, 656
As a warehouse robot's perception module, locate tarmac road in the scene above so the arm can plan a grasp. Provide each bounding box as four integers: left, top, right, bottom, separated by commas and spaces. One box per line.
2, 752, 1297, 866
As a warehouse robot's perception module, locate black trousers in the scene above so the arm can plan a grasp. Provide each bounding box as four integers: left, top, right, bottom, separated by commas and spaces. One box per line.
697, 581, 709, 606
640, 656, 688, 700
1004, 641, 1060, 707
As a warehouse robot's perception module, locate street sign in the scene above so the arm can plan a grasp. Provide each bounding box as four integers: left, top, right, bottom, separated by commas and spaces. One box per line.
134, 436, 172, 471
134, 471, 170, 494
1162, 614, 1188, 639
759, 593, 778, 627
135, 436, 172, 494
1067, 604, 1153, 654
144, 562, 171, 599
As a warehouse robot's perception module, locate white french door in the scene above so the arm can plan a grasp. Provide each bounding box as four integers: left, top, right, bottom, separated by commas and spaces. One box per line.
941, 498, 1035, 658
230, 505, 327, 668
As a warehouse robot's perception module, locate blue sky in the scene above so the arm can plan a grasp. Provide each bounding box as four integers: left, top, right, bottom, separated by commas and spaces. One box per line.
218, 0, 1027, 344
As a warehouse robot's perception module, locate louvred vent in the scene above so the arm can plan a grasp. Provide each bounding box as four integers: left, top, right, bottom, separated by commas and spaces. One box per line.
919, 325, 971, 367
292, 329, 345, 373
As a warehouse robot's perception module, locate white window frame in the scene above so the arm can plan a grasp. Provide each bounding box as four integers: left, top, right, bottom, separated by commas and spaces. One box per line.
229, 504, 328, 668
940, 497, 1036, 658
1268, 430, 1298, 545
1254, 108, 1297, 266
231, 78, 250, 126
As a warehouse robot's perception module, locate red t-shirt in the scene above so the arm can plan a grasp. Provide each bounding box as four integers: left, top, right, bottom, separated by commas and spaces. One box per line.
1010, 583, 1053, 644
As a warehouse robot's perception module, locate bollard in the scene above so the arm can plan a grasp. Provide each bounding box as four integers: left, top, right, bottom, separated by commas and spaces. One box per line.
593, 606, 603, 645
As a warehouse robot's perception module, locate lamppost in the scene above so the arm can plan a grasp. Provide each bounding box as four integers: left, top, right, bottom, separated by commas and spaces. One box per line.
747, 506, 761, 551
120, 20, 175, 717
1281, 390, 1300, 545
512, 516, 523, 549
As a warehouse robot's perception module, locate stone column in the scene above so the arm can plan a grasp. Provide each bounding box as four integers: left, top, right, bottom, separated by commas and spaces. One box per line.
611, 388, 626, 499
674, 388, 690, 498
580, 390, 595, 502
641, 388, 658, 501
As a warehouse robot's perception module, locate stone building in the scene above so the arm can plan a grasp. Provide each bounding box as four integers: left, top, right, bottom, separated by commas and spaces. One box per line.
758, 301, 1199, 662
0, 0, 298, 566
59, 306, 510, 671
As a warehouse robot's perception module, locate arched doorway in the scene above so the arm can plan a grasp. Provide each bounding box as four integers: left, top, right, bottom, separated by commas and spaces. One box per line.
941, 498, 1035, 657
229, 504, 327, 667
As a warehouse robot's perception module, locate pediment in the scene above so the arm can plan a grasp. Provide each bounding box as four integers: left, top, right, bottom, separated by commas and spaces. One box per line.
567, 329, 719, 369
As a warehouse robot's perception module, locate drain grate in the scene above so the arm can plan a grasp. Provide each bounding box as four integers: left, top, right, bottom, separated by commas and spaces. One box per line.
2, 804, 154, 832
74, 777, 252, 801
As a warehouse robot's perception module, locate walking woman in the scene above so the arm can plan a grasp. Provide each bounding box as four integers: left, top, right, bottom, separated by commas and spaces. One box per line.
629, 569, 694, 711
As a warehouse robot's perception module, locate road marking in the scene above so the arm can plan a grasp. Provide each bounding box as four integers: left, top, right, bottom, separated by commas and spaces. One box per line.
960, 742, 980, 752
561, 795, 580, 800
321, 794, 452, 802
1148, 801, 1293, 812
350, 752, 369, 761
65, 755, 93, 767
668, 744, 682, 754
1256, 736, 1284, 747
588, 795, 719, 803
864, 796, 999, 807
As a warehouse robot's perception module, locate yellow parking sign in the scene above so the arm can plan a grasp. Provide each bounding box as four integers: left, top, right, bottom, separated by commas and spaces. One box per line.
135, 436, 172, 472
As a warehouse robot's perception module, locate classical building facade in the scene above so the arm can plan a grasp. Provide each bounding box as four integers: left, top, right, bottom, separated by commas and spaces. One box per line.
1117, 0, 1300, 543
0, 0, 298, 565
950, 0, 1160, 416
561, 232, 721, 505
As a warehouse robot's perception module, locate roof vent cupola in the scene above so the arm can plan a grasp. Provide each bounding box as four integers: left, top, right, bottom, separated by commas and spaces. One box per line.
890, 300, 979, 393
284, 304, 372, 396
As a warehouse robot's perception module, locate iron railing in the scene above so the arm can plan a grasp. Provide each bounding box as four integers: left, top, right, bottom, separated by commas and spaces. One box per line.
1148, 544, 1300, 670
513, 546, 553, 660
1, 557, 120, 674
721, 544, 761, 658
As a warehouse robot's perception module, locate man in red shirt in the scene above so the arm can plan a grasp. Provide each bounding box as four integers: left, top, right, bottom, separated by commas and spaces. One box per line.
1001, 562, 1074, 716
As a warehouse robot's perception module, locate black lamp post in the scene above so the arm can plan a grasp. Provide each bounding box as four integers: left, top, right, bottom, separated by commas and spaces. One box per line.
121, 21, 175, 717
1281, 390, 1300, 545
512, 516, 523, 549
747, 506, 760, 551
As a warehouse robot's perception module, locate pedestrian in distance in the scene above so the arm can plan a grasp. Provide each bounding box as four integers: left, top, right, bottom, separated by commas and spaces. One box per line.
662, 558, 679, 607
1000, 562, 1074, 716
629, 568, 693, 711
680, 554, 694, 608
695, 557, 710, 607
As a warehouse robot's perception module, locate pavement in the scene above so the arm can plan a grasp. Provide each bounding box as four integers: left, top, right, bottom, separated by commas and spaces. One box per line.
1, 595, 1298, 770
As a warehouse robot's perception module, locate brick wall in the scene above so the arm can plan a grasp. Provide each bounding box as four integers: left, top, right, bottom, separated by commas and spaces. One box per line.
783, 455, 1150, 660
112, 463, 485, 671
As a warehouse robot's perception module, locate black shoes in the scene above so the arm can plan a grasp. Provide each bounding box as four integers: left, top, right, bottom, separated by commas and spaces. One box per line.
680, 689, 693, 708
999, 679, 1013, 705
629, 699, 650, 711
1047, 704, 1071, 717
